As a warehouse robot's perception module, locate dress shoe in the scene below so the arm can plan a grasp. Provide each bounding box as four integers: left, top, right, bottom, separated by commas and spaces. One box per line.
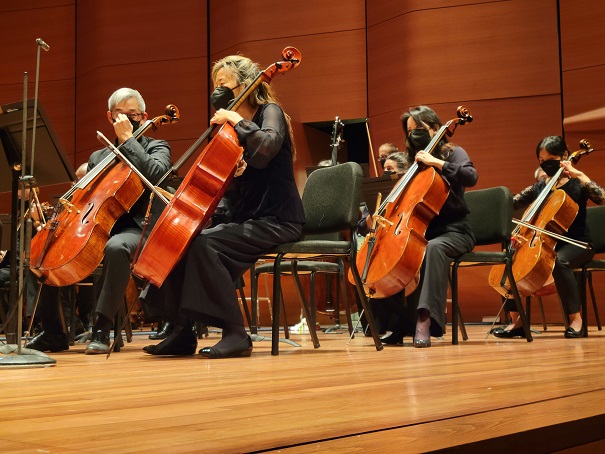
85, 330, 110, 355
149, 321, 173, 340
413, 338, 431, 348
492, 326, 526, 339
381, 333, 404, 346
143, 325, 197, 356
564, 326, 585, 338
199, 335, 253, 359
25, 331, 69, 352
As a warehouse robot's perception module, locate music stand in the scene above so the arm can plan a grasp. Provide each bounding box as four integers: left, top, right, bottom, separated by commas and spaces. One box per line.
361, 174, 399, 214
0, 99, 74, 367
0, 100, 76, 191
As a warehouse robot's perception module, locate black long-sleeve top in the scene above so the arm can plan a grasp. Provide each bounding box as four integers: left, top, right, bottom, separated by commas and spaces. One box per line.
426, 145, 478, 239
226, 103, 305, 225
514, 178, 605, 244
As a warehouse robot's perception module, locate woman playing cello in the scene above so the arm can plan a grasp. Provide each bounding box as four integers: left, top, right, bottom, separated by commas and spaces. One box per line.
388, 106, 478, 348
143, 54, 305, 358
493, 136, 605, 339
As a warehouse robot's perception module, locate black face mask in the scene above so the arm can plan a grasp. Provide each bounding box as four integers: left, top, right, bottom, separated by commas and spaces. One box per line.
129, 118, 141, 133
408, 129, 432, 151
540, 159, 562, 178
383, 169, 396, 176
210, 86, 236, 111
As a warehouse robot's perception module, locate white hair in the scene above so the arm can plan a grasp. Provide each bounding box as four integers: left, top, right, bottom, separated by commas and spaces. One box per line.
107, 87, 146, 112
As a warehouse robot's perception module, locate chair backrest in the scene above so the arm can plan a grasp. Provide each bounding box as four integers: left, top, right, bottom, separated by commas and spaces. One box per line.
301, 162, 363, 235
464, 186, 514, 246
586, 205, 605, 253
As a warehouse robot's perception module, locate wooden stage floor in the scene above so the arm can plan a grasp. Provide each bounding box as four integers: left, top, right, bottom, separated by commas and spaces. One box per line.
1, 324, 605, 453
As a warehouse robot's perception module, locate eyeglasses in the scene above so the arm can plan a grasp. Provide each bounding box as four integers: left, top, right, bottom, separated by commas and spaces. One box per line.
112, 112, 143, 121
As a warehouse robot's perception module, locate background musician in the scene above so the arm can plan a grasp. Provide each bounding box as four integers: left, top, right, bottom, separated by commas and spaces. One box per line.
377, 143, 399, 172
400, 105, 478, 348
493, 136, 605, 339
27, 88, 172, 353
143, 54, 305, 359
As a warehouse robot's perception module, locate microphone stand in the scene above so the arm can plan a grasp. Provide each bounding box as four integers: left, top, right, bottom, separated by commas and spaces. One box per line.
0, 39, 56, 367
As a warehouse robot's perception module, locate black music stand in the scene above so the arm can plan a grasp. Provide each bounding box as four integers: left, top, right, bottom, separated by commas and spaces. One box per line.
361, 174, 399, 214
0, 99, 74, 366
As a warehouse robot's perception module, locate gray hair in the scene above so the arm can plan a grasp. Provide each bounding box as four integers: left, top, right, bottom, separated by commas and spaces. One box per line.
385, 152, 409, 173
107, 87, 146, 112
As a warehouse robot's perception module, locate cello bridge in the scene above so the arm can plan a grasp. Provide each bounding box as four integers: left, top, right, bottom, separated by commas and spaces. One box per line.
59, 198, 81, 214
373, 215, 393, 229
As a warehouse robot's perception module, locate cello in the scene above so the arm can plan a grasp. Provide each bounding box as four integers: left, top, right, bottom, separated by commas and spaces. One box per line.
132, 47, 302, 287
488, 139, 593, 298
350, 106, 473, 298
29, 105, 180, 287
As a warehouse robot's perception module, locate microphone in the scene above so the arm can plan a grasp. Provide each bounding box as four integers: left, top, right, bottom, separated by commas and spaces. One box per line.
36, 38, 50, 51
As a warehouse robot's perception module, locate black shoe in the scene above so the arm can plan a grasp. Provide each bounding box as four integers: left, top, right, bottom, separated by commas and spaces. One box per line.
381, 333, 404, 346
199, 336, 253, 359
492, 326, 526, 339
26, 331, 69, 352
85, 330, 110, 355
149, 321, 173, 340
564, 326, 585, 338
144, 325, 197, 356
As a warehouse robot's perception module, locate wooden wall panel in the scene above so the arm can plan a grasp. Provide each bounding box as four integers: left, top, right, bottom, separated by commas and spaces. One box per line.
209, 0, 367, 125
560, 0, 605, 325
0, 1, 75, 211
74, 58, 207, 166
366, 0, 496, 26
74, 0, 208, 169
368, 0, 560, 118
560, 1, 605, 169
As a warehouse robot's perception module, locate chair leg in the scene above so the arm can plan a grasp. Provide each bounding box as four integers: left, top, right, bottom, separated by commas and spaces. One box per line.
536, 296, 547, 331
68, 286, 77, 346
280, 287, 290, 339
251, 270, 259, 335
237, 277, 252, 330
588, 271, 602, 330
580, 270, 588, 337
456, 301, 468, 341
337, 262, 355, 337
348, 253, 383, 351
291, 264, 320, 348
271, 255, 284, 355
451, 264, 459, 345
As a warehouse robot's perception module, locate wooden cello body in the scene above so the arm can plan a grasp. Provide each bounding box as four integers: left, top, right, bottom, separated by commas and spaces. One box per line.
30, 165, 145, 286
133, 124, 243, 287
30, 106, 179, 287
356, 168, 449, 298
350, 106, 473, 298
488, 139, 593, 298
132, 47, 302, 287
488, 189, 577, 298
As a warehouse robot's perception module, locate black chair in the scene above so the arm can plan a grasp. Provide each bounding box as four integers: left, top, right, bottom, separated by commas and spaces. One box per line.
450, 186, 532, 344
258, 162, 383, 355
252, 253, 354, 344
578, 205, 605, 336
